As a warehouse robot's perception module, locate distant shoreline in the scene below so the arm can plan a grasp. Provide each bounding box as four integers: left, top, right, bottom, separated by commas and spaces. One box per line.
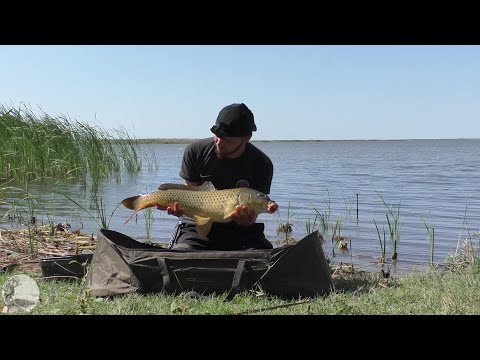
132, 138, 480, 144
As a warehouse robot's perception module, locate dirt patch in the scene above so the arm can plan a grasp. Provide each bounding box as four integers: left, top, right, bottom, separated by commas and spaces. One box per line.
0, 224, 96, 275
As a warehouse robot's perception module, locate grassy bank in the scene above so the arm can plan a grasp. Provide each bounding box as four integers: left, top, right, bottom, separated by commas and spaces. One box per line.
1, 263, 479, 315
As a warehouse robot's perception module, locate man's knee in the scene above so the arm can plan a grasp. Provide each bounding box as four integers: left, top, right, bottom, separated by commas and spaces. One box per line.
172, 225, 210, 250
171, 243, 197, 251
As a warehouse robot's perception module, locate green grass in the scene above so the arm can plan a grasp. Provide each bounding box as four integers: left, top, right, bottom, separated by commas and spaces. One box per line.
2, 259, 479, 315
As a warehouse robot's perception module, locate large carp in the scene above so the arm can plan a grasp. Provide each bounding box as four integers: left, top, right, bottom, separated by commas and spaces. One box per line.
120, 181, 278, 237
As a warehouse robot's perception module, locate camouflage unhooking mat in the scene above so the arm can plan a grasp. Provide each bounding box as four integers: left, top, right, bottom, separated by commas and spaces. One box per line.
79, 229, 333, 299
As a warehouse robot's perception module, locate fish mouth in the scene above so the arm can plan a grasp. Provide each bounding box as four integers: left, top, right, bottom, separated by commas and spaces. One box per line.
267, 201, 278, 213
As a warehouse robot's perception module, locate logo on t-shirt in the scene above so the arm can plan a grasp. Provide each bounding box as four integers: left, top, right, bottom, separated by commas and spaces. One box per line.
236, 179, 250, 188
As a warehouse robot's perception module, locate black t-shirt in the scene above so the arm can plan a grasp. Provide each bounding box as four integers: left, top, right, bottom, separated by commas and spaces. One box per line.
179, 137, 273, 194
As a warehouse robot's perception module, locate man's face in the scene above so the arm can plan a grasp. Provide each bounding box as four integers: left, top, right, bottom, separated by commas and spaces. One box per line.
214, 135, 247, 159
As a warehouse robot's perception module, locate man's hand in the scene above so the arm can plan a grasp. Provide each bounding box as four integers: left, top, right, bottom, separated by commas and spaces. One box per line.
157, 202, 185, 217
230, 205, 257, 226
267, 202, 278, 213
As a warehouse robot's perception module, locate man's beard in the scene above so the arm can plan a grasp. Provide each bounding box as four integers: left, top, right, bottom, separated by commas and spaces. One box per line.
215, 141, 244, 159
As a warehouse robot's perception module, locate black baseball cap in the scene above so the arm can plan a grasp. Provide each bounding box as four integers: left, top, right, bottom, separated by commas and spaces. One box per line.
210, 103, 257, 138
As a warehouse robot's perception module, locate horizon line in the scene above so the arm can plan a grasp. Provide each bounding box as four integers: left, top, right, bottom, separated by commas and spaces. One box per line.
131, 137, 480, 143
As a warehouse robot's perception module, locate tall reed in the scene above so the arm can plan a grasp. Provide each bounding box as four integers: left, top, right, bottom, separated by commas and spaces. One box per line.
0, 104, 143, 192
276, 202, 294, 245
305, 209, 320, 235
331, 216, 342, 247
423, 221, 435, 267
455, 201, 470, 258
373, 218, 387, 264
1, 182, 39, 254
375, 190, 401, 260
312, 187, 332, 235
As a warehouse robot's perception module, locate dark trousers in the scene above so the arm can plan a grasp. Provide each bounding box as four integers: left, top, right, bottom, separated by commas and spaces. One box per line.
168, 217, 273, 251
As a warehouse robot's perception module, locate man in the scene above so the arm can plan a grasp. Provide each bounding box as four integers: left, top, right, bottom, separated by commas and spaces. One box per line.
158, 102, 276, 251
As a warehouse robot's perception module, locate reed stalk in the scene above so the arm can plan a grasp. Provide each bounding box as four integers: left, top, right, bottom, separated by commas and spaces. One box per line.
373, 218, 386, 264
430, 228, 435, 267
64, 188, 120, 230
276, 202, 294, 245
144, 208, 154, 243
455, 201, 470, 258
320, 187, 332, 234
305, 209, 319, 235
0, 182, 39, 254
312, 188, 331, 236
375, 190, 401, 261
332, 216, 341, 247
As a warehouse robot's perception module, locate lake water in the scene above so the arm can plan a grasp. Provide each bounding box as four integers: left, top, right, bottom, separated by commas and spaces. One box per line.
1, 139, 479, 274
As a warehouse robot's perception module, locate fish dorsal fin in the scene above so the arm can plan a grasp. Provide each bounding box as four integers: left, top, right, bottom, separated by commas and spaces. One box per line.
194, 215, 213, 237
158, 183, 199, 191
158, 181, 217, 191
158, 183, 189, 190
197, 181, 216, 191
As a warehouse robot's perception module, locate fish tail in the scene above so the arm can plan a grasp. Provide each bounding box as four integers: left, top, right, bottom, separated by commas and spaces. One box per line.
121, 195, 143, 225
123, 210, 140, 225
121, 195, 141, 210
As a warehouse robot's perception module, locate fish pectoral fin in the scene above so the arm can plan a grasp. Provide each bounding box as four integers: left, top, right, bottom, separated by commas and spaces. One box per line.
224, 210, 237, 220
194, 216, 213, 237
237, 192, 251, 205
223, 198, 239, 220
194, 215, 211, 225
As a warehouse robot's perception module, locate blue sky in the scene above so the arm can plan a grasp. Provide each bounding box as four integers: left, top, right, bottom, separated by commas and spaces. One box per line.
1, 45, 479, 140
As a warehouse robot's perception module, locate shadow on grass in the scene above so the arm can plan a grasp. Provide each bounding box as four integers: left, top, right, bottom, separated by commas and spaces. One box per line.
331, 271, 396, 295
